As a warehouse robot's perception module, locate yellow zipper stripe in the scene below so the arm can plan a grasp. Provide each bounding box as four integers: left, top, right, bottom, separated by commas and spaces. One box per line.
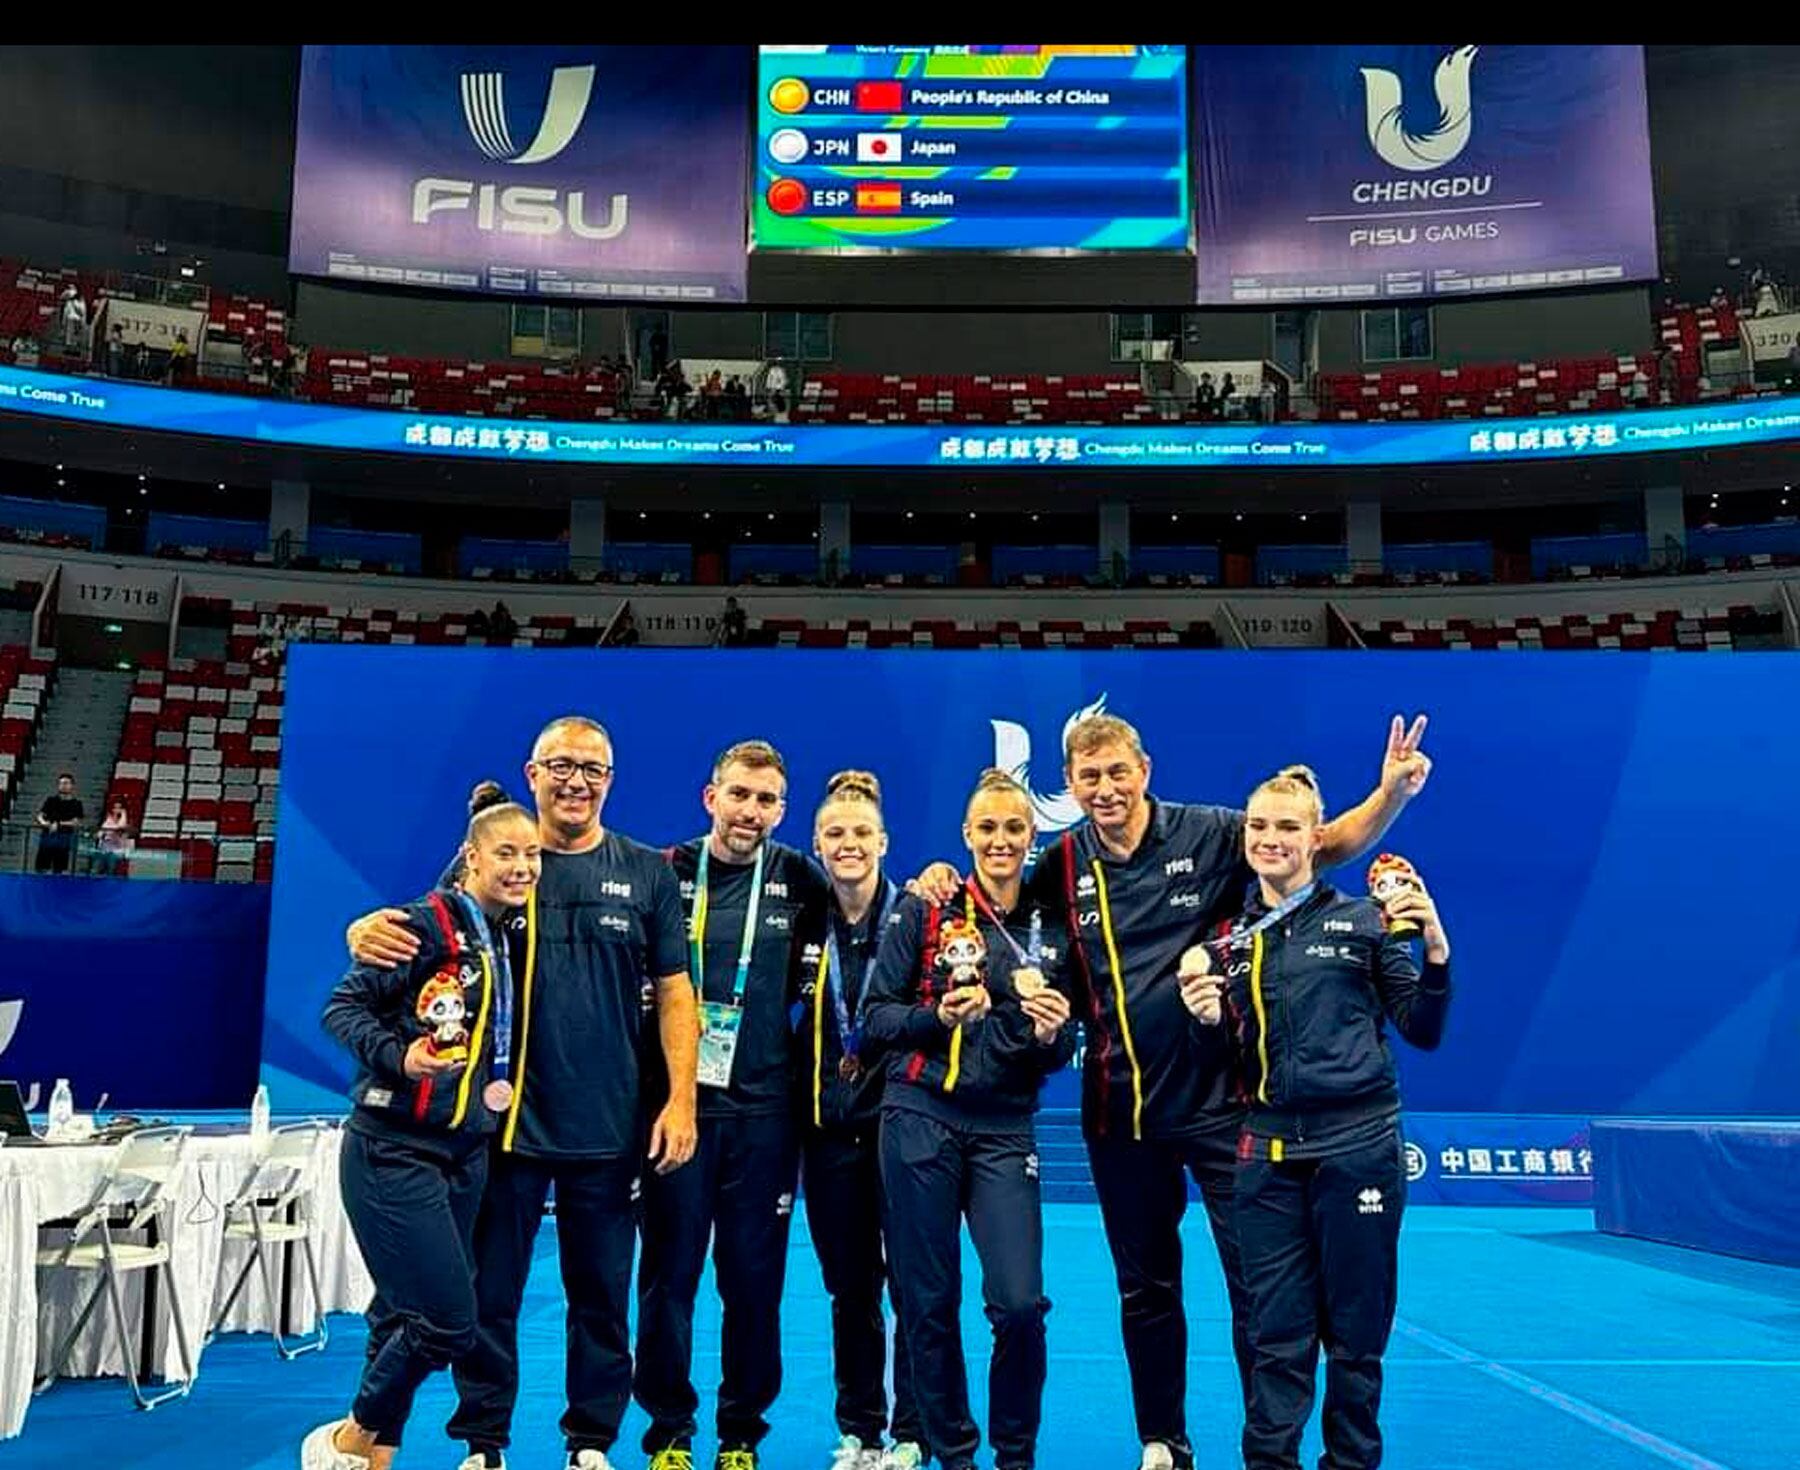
812, 943, 829, 1127
1250, 929, 1271, 1106
449, 949, 493, 1128
1091, 861, 1144, 1140
944, 1024, 963, 1092
501, 889, 537, 1153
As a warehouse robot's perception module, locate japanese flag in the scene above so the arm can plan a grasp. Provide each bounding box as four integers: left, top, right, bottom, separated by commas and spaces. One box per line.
856, 132, 902, 163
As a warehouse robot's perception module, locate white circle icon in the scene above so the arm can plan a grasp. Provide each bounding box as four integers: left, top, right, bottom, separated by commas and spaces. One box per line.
1404, 1142, 1428, 1182
768, 129, 810, 165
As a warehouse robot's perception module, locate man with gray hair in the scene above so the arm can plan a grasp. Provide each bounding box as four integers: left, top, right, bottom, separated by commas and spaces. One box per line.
347, 714, 696, 1470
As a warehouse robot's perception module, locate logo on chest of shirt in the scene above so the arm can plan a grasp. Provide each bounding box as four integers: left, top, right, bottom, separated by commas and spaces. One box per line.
598, 914, 631, 935
1324, 918, 1355, 934
763, 912, 791, 933
679, 880, 696, 901
600, 879, 633, 899
801, 941, 823, 965
1076, 872, 1097, 897
763, 881, 789, 900
1305, 942, 1358, 960
1164, 856, 1195, 877
1168, 892, 1202, 911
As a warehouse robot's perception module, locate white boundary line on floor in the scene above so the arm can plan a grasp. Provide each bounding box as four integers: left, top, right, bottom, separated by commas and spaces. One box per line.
1396, 1318, 1743, 1470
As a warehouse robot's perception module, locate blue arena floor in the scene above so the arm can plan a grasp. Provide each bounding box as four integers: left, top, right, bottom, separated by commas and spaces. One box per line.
19, 1206, 1798, 1470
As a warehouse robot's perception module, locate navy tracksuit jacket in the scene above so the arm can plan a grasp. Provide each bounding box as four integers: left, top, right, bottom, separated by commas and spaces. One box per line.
860, 882, 1076, 1470
1216, 882, 1451, 1470
322, 888, 509, 1447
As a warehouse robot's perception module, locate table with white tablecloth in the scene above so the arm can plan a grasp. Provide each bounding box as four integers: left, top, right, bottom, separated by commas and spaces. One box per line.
1, 1124, 373, 1440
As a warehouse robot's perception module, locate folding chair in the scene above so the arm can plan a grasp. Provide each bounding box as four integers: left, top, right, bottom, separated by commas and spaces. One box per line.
34, 1125, 197, 1409
205, 1119, 330, 1358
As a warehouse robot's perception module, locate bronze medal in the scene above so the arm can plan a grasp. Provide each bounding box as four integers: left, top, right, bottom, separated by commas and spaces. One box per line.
483, 1080, 514, 1112
838, 1054, 862, 1083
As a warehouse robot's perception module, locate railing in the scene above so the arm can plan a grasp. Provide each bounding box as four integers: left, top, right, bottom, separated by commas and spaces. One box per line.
5, 820, 189, 880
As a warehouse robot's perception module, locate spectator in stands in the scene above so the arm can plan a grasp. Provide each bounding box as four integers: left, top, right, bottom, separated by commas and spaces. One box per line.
723, 375, 750, 420
1710, 285, 1731, 313
490, 600, 517, 643
1657, 345, 1679, 403
1755, 277, 1783, 318
1258, 377, 1280, 424
608, 607, 641, 647
94, 799, 133, 877
719, 595, 748, 648
1219, 372, 1238, 419
656, 361, 691, 418
33, 773, 84, 875
702, 369, 724, 420
468, 605, 491, 640
105, 322, 125, 379
59, 285, 88, 359
11, 333, 39, 368
1786, 340, 1800, 391
127, 338, 149, 380
1194, 371, 1218, 419
166, 328, 192, 385
764, 359, 792, 419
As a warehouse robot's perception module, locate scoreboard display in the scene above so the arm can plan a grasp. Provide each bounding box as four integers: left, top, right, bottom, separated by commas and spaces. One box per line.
751, 45, 1189, 252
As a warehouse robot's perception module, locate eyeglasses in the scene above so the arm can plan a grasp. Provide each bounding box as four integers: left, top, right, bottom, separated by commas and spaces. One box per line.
538, 757, 614, 784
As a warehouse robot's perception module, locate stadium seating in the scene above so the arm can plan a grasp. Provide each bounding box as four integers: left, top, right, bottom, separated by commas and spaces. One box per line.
300, 351, 627, 421
1314, 353, 1674, 423
1355, 603, 1780, 651
794, 373, 1166, 427
748, 616, 1221, 650
0, 644, 55, 818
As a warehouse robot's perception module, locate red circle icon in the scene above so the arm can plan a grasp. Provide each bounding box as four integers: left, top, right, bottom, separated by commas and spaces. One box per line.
766, 178, 809, 216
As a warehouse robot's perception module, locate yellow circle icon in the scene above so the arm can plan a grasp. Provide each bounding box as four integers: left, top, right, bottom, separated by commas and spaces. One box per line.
769, 77, 810, 115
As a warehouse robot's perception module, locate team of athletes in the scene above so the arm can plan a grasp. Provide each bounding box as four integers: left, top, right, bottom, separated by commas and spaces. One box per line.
304, 707, 1448, 1470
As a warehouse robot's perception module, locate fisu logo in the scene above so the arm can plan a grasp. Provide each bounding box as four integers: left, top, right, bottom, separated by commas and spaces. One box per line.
1359, 46, 1479, 172
460, 65, 596, 165
413, 61, 628, 240
990, 694, 1107, 836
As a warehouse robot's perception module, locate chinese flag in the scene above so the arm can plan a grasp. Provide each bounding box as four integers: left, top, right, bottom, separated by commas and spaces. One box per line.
854, 183, 903, 213
855, 80, 904, 112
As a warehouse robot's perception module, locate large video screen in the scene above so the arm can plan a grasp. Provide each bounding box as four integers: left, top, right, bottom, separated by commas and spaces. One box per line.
289, 45, 749, 301
1193, 45, 1657, 305
750, 46, 1189, 252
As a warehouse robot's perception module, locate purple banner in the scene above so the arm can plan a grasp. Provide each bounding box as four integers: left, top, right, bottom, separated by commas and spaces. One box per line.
290, 46, 749, 302
1194, 45, 1657, 305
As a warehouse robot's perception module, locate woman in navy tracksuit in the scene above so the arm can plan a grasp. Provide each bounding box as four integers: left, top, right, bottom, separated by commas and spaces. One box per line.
1183, 765, 1451, 1470
304, 802, 541, 1470
793, 770, 924, 1470
860, 768, 1076, 1470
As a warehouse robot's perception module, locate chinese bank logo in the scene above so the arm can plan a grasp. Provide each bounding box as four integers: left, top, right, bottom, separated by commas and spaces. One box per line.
990, 694, 1107, 835
1403, 1141, 1428, 1182
460, 64, 595, 164
1360, 45, 1478, 172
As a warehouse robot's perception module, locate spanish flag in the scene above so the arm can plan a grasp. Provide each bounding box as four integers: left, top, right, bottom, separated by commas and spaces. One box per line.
854, 182, 902, 214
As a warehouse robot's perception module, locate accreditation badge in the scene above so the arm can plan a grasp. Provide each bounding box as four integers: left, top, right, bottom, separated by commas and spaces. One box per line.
697, 1000, 744, 1089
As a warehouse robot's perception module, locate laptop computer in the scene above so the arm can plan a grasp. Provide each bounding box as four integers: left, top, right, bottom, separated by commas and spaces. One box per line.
0, 1080, 47, 1145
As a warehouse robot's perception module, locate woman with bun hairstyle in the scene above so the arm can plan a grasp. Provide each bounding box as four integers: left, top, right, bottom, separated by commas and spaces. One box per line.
859, 769, 1076, 1470
1182, 765, 1451, 1470
794, 771, 924, 1470
305, 802, 542, 1470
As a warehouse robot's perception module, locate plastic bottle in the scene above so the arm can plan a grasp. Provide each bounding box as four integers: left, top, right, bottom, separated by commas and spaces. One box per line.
48, 1077, 74, 1135
250, 1082, 271, 1153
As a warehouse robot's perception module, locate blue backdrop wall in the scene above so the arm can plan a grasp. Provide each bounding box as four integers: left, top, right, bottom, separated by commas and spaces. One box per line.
3, 876, 268, 1111
260, 647, 1800, 1121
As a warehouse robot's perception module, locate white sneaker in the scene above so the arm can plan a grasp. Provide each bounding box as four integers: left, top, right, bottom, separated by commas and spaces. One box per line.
879, 1444, 925, 1470
569, 1453, 614, 1470
301, 1422, 368, 1470
458, 1456, 506, 1470
1138, 1444, 1176, 1470
828, 1437, 884, 1470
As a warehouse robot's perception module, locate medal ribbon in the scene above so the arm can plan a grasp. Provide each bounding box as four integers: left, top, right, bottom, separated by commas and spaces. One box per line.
691, 842, 767, 1005
452, 889, 513, 1081
824, 877, 898, 1055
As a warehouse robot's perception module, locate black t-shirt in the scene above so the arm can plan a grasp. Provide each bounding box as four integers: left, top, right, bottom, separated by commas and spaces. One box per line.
668, 838, 826, 1119
39, 795, 83, 831
1028, 797, 1251, 1142
507, 834, 688, 1160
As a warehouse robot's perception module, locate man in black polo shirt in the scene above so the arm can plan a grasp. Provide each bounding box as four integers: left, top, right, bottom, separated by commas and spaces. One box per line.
347, 715, 696, 1470
635, 739, 828, 1470
919, 711, 1430, 1470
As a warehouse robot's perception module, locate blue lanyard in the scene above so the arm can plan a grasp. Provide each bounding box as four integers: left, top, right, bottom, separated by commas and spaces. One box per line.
825, 878, 897, 1051
451, 890, 513, 1081
1235, 882, 1318, 942
691, 842, 766, 1005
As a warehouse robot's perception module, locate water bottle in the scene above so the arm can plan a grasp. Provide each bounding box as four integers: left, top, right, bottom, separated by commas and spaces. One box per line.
48, 1077, 74, 1136
250, 1082, 271, 1153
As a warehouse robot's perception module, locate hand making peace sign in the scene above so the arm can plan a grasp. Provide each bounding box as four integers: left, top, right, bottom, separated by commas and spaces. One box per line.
1379, 714, 1432, 802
